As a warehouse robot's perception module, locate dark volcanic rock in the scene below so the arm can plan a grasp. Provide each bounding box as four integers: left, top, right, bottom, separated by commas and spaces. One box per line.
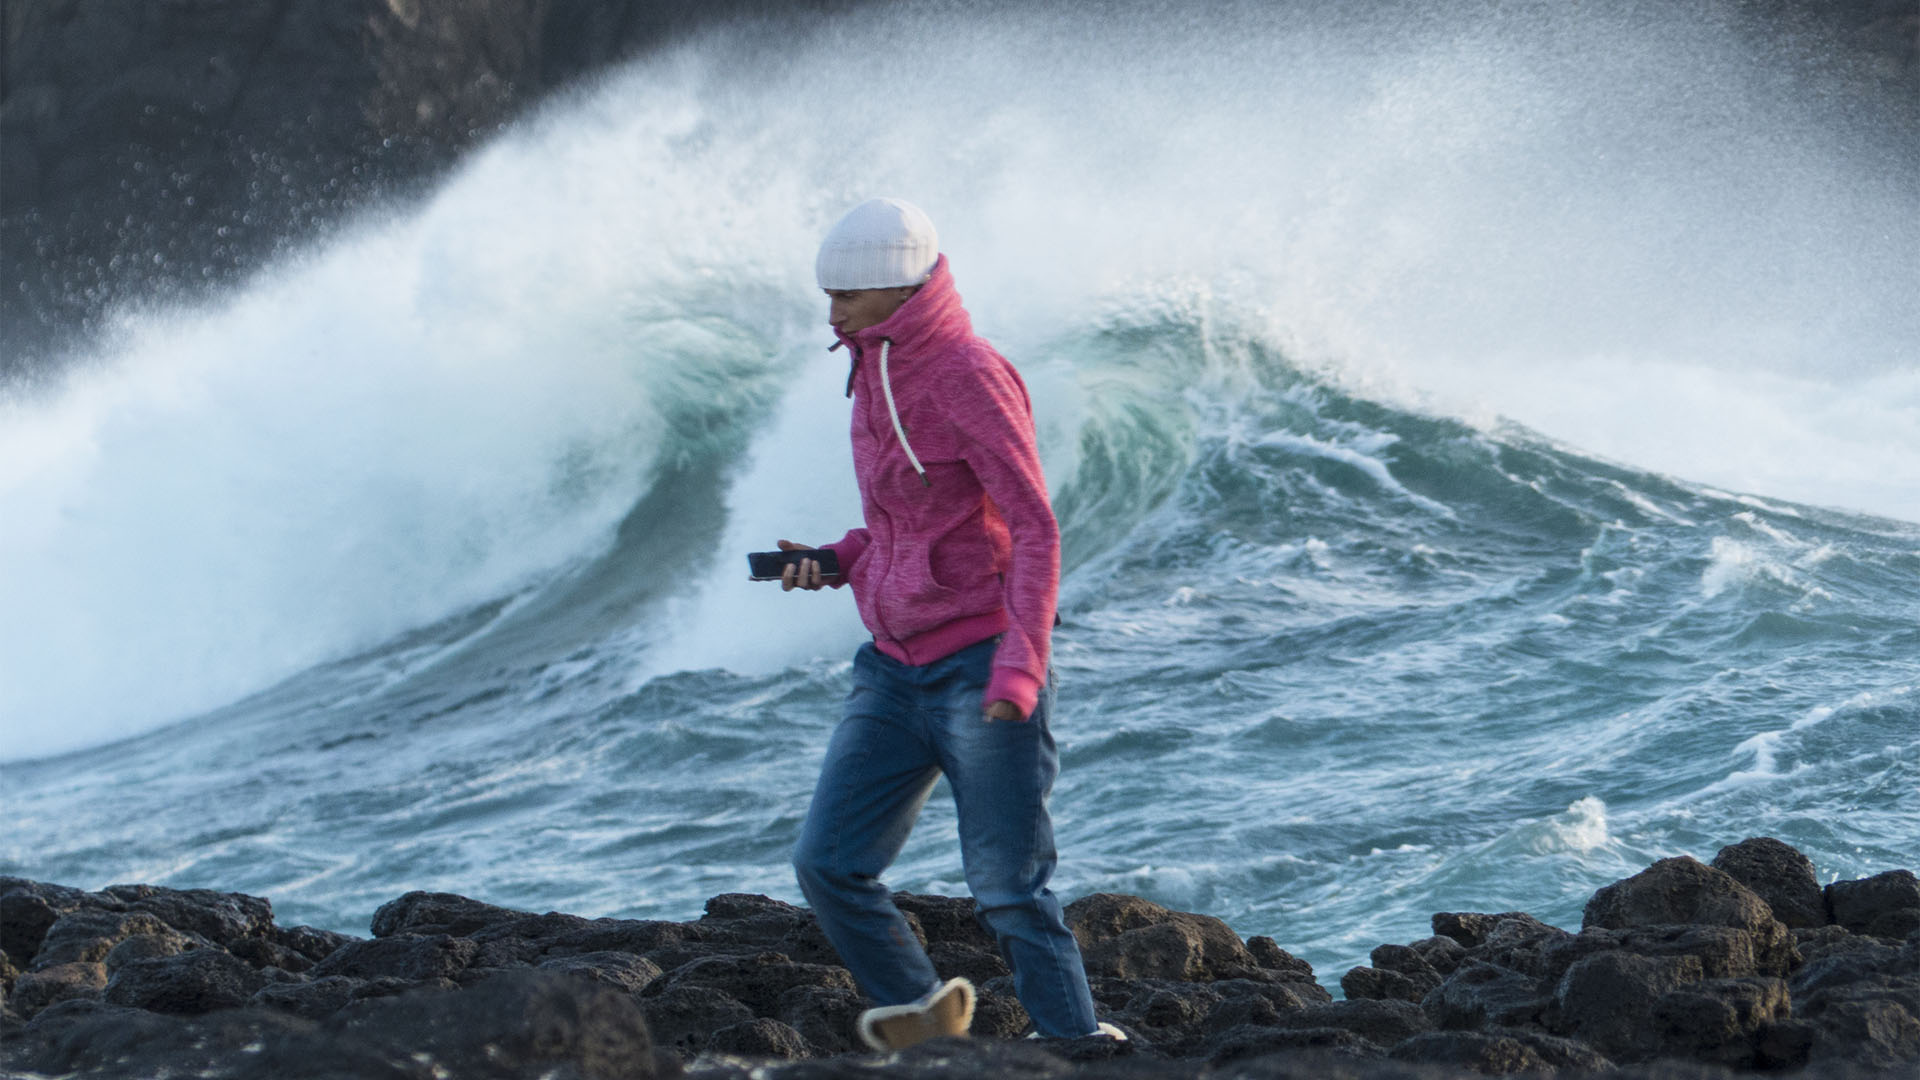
1584, 856, 1782, 935
103, 949, 268, 1015
1067, 893, 1269, 982
250, 974, 360, 1020
1387, 1030, 1550, 1073
103, 929, 212, 971
339, 970, 658, 1079
1207, 1023, 1385, 1065
970, 978, 1033, 1038
641, 982, 754, 1058
708, 1016, 812, 1059
1791, 925, 1903, 996
1800, 991, 1920, 1071
9, 858, 1920, 1077
1422, 960, 1551, 1031
16, 969, 658, 1080
226, 933, 315, 973
645, 950, 855, 1018
928, 939, 1012, 984
893, 891, 997, 950
102, 884, 275, 947
0, 880, 116, 966
776, 982, 865, 1054
1551, 950, 1703, 1062
30, 909, 175, 969
309, 932, 479, 982
697, 892, 844, 966
1345, 944, 1442, 1003
1457, 915, 1572, 979
1650, 975, 1791, 1067
1544, 923, 1791, 981
269, 924, 363, 964
536, 949, 663, 993
1430, 911, 1546, 949
1246, 935, 1319, 981
8, 961, 109, 1018
1341, 964, 1435, 1004
1277, 999, 1432, 1047
369, 890, 530, 938
1712, 836, 1829, 929
1583, 856, 1794, 975
1828, 870, 1920, 939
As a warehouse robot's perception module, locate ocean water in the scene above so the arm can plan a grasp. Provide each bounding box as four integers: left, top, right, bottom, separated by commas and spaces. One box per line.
3, 1, 1917, 993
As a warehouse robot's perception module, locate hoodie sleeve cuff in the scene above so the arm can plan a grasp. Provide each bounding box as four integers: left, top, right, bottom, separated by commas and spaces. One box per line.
821, 531, 867, 589
985, 667, 1044, 720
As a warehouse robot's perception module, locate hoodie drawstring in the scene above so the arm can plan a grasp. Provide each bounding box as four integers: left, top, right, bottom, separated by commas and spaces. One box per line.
878, 338, 931, 487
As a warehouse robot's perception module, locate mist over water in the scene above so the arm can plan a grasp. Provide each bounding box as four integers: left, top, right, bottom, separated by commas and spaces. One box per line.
3, 0, 1917, 989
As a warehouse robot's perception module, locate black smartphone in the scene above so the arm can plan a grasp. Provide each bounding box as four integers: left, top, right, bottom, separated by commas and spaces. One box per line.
747, 548, 842, 581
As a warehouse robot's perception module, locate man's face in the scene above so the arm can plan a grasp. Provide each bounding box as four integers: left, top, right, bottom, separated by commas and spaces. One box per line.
826, 286, 918, 337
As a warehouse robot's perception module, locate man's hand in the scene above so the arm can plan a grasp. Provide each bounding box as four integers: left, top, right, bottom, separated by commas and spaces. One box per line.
778, 539, 838, 591
984, 700, 1028, 723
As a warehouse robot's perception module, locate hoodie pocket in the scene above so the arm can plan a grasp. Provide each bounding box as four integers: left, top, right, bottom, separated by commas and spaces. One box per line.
878, 542, 961, 635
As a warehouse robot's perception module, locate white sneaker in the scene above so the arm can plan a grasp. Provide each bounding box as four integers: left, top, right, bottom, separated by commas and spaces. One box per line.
1028, 1021, 1129, 1040
857, 977, 975, 1051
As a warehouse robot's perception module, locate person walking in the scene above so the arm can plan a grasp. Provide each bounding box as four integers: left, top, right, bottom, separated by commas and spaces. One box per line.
775, 198, 1121, 1050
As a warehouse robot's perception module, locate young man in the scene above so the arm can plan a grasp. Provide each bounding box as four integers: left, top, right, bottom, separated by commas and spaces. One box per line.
776, 198, 1120, 1050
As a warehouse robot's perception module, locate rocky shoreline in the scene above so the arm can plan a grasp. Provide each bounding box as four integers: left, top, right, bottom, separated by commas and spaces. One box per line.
3, 839, 1919, 1078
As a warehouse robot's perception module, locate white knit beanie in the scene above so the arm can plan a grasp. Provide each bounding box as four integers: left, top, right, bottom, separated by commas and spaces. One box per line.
815, 198, 939, 290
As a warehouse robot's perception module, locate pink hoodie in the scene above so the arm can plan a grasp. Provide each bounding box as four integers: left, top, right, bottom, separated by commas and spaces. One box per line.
820, 255, 1059, 717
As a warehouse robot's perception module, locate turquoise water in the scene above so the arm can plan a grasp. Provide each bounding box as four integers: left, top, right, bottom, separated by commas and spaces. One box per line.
3, 0, 1917, 994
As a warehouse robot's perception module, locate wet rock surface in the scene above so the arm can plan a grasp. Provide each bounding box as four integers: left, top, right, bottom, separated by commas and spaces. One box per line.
4, 839, 1920, 1078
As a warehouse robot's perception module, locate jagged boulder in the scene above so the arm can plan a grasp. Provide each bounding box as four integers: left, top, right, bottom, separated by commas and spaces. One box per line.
1388, 1030, 1552, 1073
8, 962, 109, 1019
696, 893, 844, 966
30, 910, 176, 969
1431, 911, 1548, 949
103, 929, 213, 972
369, 891, 530, 939
1798, 984, 1920, 1071
1551, 950, 1704, 1061
268, 925, 361, 965
641, 982, 754, 1058
1544, 923, 1791, 981
100, 885, 274, 948
1828, 870, 1920, 940
102, 949, 268, 1015
1206, 1023, 1384, 1065
535, 950, 663, 993
643, 951, 854, 1020
309, 933, 479, 983
0, 880, 119, 967
1712, 837, 1828, 929
1457, 915, 1573, 979
1343, 943, 1444, 1004
250, 975, 360, 1020
1422, 960, 1551, 1031
776, 982, 866, 1053
1651, 975, 1791, 1067
1583, 856, 1794, 976
1274, 999, 1432, 1047
1792, 925, 1903, 997
1066, 894, 1271, 983
708, 1016, 812, 1059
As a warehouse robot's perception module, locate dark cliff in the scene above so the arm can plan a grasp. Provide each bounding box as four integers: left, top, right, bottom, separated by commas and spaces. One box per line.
0, 0, 859, 374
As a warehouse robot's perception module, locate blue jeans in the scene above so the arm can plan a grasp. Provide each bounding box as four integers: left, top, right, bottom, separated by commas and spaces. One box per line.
792, 637, 1099, 1038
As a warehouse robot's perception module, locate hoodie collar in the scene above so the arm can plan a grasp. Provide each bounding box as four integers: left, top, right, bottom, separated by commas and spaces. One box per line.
835, 254, 973, 358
